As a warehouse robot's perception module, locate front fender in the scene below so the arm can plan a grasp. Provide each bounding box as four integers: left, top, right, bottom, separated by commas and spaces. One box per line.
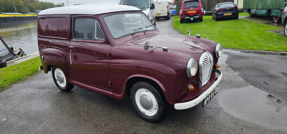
111, 59, 177, 105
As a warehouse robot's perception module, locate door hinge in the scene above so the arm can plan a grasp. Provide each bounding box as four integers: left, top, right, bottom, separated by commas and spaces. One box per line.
108, 81, 112, 86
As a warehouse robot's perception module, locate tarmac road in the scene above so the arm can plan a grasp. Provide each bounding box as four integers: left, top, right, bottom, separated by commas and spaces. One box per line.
0, 18, 286, 134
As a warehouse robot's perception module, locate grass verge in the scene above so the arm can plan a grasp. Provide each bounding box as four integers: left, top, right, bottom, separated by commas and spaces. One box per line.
173, 13, 287, 52
0, 57, 41, 92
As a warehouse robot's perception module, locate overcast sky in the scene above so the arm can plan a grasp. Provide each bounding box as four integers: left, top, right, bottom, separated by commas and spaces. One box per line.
41, 0, 173, 6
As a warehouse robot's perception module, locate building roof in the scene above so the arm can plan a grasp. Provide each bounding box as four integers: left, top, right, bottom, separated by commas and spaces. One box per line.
38, 4, 141, 15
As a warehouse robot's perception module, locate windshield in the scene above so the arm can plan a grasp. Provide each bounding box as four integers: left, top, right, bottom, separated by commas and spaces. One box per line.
104, 13, 155, 39
119, 0, 149, 10
184, 1, 199, 9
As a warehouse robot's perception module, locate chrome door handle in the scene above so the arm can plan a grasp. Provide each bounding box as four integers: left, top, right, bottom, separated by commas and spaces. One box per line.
69, 46, 75, 49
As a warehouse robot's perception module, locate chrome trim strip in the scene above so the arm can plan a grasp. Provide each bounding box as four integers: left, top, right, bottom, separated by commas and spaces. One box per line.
174, 70, 222, 110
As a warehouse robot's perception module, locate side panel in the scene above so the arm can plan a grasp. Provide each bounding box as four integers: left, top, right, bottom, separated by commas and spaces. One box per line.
40, 47, 69, 76
38, 15, 71, 74
243, 0, 285, 9
110, 45, 191, 105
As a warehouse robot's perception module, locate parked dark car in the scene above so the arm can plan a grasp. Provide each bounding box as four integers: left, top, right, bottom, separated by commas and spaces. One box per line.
282, 2, 287, 37
38, 4, 223, 122
180, 0, 204, 23
212, 2, 239, 21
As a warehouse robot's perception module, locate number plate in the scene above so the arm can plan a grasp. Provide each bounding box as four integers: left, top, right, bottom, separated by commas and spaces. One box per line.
202, 86, 219, 107
224, 13, 232, 16
188, 10, 195, 13
156, 14, 160, 16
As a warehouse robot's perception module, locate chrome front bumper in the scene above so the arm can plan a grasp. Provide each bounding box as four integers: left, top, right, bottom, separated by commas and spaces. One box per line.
174, 70, 223, 110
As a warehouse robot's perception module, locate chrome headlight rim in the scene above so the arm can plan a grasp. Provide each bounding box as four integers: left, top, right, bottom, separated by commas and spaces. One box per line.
186, 58, 198, 78
215, 43, 223, 58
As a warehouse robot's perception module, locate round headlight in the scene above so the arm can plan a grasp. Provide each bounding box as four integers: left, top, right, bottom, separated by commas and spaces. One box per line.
186, 58, 198, 78
215, 43, 223, 58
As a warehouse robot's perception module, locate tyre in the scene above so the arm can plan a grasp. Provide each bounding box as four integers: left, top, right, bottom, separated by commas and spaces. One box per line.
166, 13, 170, 20
130, 81, 166, 123
154, 20, 156, 26
284, 21, 287, 37
215, 17, 219, 21
199, 17, 203, 22
0, 61, 7, 68
52, 67, 74, 92
180, 19, 183, 23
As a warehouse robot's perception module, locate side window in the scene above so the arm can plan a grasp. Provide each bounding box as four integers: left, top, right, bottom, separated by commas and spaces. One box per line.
73, 18, 105, 41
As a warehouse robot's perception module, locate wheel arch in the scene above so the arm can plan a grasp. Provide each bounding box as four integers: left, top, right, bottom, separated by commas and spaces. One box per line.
124, 76, 171, 105
40, 48, 69, 74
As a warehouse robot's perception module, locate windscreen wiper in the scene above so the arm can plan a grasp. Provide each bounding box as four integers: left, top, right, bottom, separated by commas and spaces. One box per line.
131, 27, 144, 37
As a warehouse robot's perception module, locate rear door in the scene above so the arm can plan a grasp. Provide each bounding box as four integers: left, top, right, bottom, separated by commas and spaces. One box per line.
183, 1, 200, 16
155, 2, 168, 16
69, 16, 112, 91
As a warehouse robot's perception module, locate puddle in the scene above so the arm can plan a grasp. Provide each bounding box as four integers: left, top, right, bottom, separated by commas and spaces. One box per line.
218, 85, 287, 130
218, 49, 242, 67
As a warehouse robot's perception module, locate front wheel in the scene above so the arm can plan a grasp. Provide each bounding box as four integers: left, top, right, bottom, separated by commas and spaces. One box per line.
284, 21, 287, 37
52, 67, 74, 92
130, 82, 166, 123
180, 19, 183, 23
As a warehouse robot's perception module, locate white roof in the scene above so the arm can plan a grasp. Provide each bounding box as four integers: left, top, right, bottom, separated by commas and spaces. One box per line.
38, 4, 141, 15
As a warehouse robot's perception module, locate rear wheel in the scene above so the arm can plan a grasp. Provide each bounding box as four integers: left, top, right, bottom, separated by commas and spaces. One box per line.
215, 17, 219, 21
199, 17, 203, 22
52, 67, 74, 92
166, 13, 170, 20
0, 61, 7, 68
284, 21, 287, 37
130, 81, 166, 123
236, 15, 239, 19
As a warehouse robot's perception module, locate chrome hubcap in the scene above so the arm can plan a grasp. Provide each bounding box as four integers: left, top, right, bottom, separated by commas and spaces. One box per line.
56, 73, 64, 84
135, 88, 158, 116
55, 68, 66, 88
140, 94, 153, 110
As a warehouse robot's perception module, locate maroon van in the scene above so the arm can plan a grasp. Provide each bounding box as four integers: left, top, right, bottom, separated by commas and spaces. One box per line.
38, 4, 223, 122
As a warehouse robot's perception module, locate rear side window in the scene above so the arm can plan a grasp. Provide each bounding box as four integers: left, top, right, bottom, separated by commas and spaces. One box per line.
73, 18, 105, 41
184, 1, 199, 9
218, 4, 235, 8
38, 17, 69, 39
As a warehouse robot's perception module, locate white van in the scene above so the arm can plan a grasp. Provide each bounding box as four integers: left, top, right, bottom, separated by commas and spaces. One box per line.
119, 0, 156, 25
155, 2, 170, 20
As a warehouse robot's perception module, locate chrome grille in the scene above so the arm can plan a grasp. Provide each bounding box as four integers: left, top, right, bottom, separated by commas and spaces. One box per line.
199, 52, 214, 86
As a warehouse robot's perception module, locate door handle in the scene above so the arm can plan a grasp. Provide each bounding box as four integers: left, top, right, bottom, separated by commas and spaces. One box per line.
69, 46, 75, 49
